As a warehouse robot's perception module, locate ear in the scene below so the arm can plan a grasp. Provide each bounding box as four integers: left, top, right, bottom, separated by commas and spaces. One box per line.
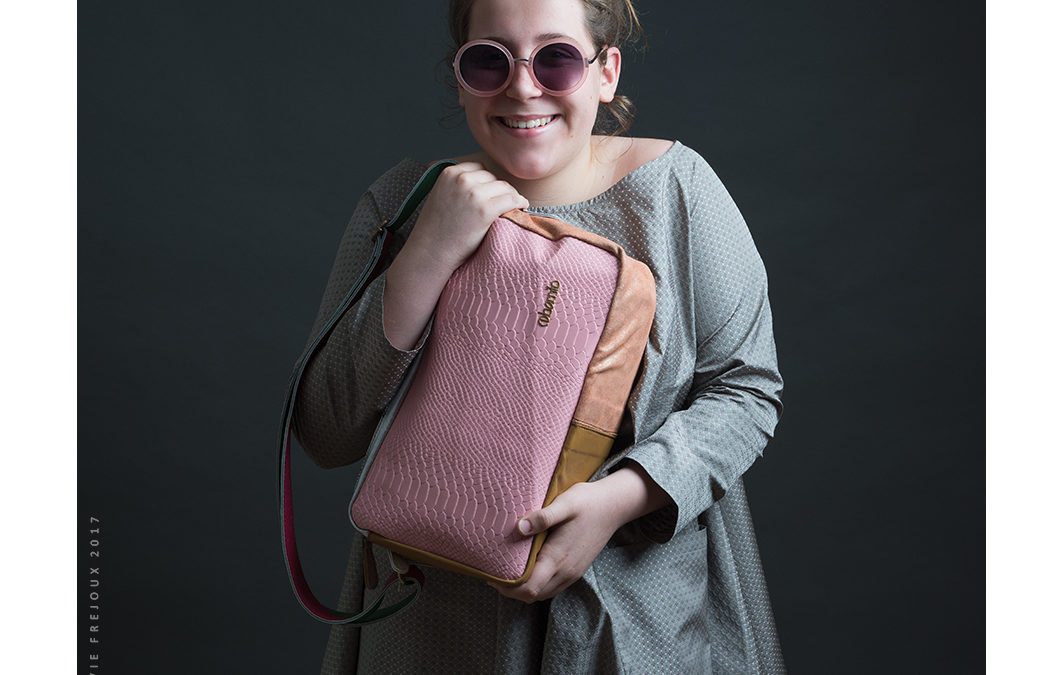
598, 46, 622, 103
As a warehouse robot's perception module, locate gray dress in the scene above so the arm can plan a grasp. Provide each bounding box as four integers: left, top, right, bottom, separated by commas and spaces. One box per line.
293, 141, 786, 674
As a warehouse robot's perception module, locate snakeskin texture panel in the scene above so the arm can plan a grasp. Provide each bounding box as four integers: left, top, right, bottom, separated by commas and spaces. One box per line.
349, 216, 620, 580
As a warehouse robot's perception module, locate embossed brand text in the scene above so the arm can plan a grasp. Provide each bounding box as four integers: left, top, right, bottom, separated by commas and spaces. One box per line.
538, 280, 561, 327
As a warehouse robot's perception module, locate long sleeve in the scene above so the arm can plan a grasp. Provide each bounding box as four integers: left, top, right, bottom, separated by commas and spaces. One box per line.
292, 160, 427, 469
601, 155, 784, 543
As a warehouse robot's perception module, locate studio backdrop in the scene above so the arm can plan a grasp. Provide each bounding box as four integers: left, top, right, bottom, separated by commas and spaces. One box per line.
80, 1, 982, 672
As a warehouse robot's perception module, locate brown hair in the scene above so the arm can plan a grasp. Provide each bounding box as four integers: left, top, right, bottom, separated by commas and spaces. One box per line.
447, 0, 645, 135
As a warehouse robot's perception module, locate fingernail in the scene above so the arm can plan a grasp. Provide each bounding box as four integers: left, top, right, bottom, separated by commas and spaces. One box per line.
518, 519, 532, 535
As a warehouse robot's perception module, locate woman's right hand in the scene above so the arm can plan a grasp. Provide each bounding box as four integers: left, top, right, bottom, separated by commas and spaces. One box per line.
404, 162, 529, 274
381, 162, 528, 350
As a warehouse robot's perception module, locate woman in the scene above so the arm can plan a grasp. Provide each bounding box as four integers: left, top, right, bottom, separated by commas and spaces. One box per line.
293, 0, 785, 672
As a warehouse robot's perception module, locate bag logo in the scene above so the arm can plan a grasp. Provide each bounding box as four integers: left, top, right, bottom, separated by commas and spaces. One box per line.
537, 280, 561, 327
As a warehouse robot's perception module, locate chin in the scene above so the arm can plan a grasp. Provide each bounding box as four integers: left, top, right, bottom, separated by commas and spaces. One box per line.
487, 144, 562, 181
500, 157, 554, 181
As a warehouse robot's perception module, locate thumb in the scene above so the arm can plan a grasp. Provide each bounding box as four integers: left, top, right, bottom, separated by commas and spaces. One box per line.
517, 499, 570, 537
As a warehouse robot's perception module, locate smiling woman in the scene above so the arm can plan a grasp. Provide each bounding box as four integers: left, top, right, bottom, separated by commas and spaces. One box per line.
290, 0, 786, 673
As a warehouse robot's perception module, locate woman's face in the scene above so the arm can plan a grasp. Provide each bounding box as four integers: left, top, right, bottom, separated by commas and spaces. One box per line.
460, 0, 620, 187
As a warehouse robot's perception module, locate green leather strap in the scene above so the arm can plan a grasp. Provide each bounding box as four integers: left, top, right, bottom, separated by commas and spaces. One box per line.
278, 159, 455, 624
375, 159, 453, 241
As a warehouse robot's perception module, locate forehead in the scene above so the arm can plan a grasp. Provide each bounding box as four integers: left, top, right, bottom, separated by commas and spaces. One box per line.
467, 0, 592, 47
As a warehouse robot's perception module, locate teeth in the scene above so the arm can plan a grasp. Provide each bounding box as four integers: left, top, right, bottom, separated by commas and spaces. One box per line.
502, 116, 554, 129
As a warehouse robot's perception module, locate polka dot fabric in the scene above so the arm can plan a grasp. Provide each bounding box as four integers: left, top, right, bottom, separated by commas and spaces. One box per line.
295, 141, 785, 674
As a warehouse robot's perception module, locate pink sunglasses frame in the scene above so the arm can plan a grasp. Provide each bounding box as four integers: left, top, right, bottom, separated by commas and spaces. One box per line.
453, 38, 607, 97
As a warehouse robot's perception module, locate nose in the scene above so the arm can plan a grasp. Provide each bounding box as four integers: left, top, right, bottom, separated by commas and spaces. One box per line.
506, 59, 543, 100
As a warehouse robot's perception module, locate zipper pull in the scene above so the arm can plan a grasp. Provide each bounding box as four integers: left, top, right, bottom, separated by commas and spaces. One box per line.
362, 537, 378, 590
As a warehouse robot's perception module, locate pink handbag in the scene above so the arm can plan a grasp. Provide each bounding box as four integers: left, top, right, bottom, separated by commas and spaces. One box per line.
279, 161, 656, 624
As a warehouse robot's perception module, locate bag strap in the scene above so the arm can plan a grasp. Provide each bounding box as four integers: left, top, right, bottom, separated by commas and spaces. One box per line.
278, 160, 455, 624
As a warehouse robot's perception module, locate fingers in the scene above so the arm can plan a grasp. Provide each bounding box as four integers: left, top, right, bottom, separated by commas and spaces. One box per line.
442, 163, 502, 198
442, 163, 528, 214
469, 179, 529, 218
517, 482, 591, 537
486, 543, 582, 604
442, 163, 492, 190
487, 562, 560, 603
445, 161, 484, 174
486, 188, 530, 216
517, 501, 569, 537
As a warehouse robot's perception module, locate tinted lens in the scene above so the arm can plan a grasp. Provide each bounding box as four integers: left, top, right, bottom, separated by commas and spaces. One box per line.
458, 43, 511, 93
532, 42, 586, 92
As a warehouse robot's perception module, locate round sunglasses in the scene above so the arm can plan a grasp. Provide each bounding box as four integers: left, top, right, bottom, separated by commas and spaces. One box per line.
453, 38, 607, 97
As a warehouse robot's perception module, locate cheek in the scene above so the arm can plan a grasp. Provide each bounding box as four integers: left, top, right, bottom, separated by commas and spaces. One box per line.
462, 98, 491, 127
573, 93, 600, 127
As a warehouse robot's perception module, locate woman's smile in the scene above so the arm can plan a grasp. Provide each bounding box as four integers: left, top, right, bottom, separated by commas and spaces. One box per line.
499, 114, 559, 129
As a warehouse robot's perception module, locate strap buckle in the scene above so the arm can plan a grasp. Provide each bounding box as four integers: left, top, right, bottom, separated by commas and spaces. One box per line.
372, 218, 390, 241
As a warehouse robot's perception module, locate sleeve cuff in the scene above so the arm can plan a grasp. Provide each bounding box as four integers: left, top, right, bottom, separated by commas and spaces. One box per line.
379, 276, 433, 355
605, 456, 680, 544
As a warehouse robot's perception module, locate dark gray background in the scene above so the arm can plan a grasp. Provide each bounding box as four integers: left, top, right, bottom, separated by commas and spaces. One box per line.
80, 1, 982, 672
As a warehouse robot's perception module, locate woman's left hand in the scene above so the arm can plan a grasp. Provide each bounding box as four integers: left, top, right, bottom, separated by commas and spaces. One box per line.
487, 481, 620, 603
487, 465, 670, 603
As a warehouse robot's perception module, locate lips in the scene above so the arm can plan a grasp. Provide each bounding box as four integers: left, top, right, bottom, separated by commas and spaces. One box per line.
499, 115, 557, 129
